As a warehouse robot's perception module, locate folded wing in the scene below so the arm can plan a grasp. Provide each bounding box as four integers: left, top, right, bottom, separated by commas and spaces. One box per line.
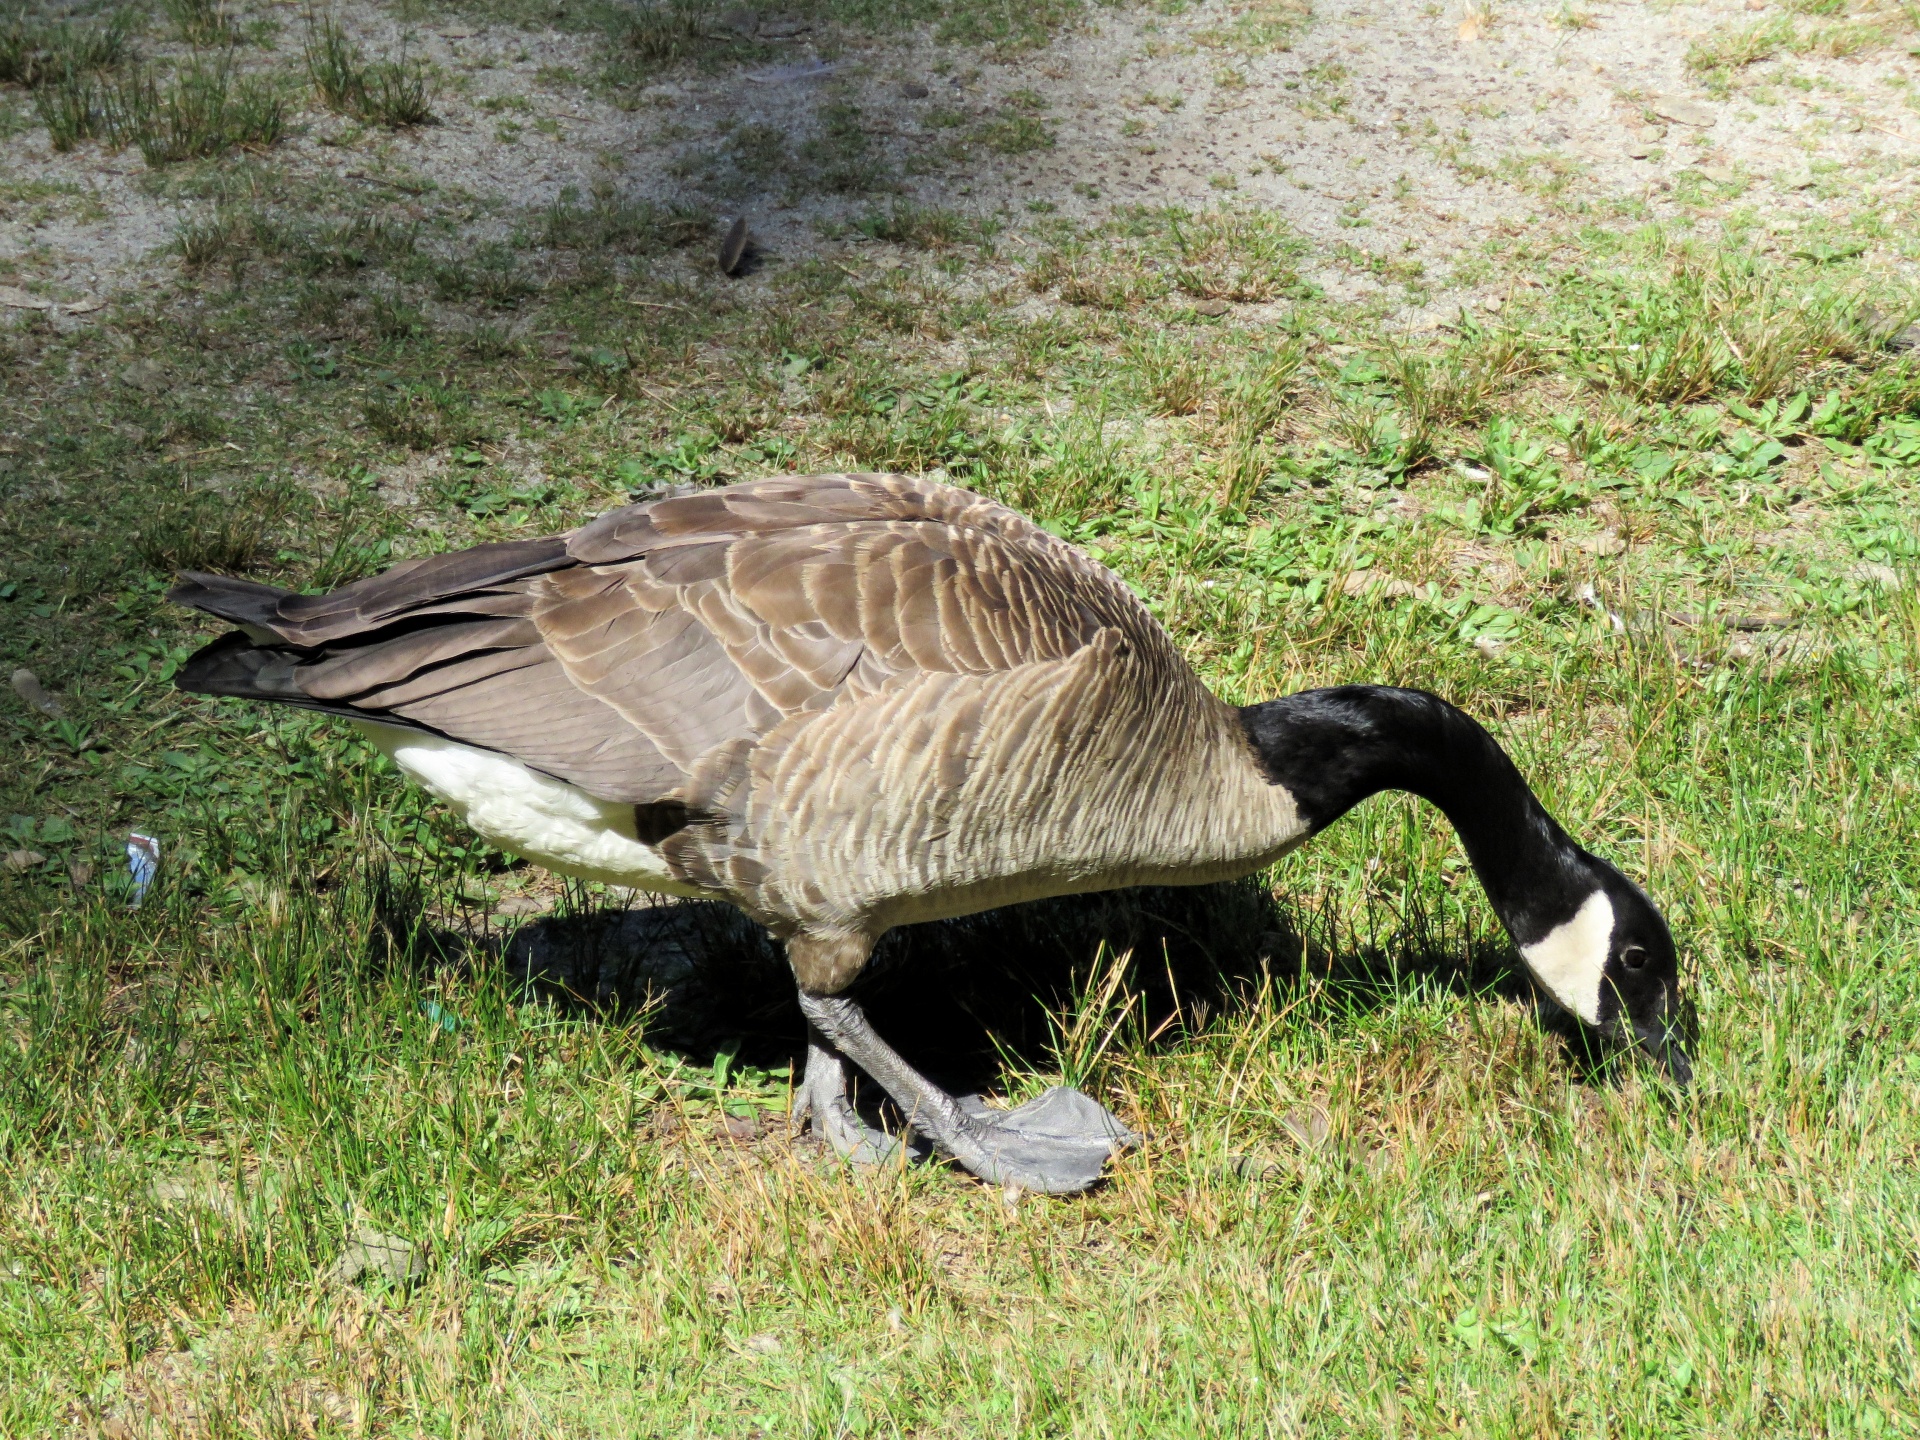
172, 473, 1148, 811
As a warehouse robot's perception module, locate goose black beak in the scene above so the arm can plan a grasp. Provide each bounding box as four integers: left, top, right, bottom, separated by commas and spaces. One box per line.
1633, 1017, 1693, 1088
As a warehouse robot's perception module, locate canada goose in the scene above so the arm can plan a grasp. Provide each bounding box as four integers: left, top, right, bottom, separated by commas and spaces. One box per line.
170, 472, 1690, 1193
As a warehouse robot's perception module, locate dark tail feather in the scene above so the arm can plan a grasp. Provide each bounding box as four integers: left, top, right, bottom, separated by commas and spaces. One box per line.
169, 572, 291, 630
174, 631, 434, 735
175, 631, 306, 700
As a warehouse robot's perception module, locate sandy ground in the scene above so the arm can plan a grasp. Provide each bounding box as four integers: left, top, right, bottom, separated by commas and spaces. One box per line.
3, 0, 1918, 315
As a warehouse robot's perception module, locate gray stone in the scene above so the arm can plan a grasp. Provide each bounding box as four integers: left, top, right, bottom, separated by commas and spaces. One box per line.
323, 1230, 426, 1287
1648, 94, 1715, 127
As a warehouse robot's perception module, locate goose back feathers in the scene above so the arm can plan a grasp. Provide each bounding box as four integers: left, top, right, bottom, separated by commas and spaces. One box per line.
176, 473, 1306, 957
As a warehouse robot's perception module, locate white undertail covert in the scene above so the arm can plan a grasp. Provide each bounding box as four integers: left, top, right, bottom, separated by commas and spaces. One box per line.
357, 722, 714, 897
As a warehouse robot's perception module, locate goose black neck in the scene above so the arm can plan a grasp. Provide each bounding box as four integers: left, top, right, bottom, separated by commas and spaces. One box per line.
1238, 685, 1591, 946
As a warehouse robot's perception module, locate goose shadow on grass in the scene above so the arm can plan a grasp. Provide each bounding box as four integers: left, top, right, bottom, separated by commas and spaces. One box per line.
464, 879, 1626, 1097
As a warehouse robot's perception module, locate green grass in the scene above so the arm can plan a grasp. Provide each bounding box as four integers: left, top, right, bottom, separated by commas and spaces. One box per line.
1685, 3, 1912, 81
303, 14, 438, 129
0, 9, 135, 89
160, 0, 237, 47
6, 25, 1920, 1434
107, 56, 288, 163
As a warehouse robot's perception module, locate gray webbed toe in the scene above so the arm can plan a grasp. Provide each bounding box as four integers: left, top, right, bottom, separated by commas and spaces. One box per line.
949, 1086, 1141, 1195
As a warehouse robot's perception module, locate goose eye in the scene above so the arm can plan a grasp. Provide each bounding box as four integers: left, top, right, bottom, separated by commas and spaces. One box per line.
1621, 946, 1649, 972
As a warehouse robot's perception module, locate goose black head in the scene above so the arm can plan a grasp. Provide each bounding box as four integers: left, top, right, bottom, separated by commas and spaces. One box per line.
1519, 860, 1691, 1087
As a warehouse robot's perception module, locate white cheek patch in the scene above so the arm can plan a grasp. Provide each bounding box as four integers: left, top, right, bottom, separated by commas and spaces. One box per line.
354, 722, 715, 898
1520, 889, 1613, 1025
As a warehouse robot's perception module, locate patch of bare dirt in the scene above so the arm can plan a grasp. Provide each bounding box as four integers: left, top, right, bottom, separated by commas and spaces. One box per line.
4, 0, 1917, 313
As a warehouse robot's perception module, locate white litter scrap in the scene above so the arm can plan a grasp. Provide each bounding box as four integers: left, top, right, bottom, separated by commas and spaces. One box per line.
126, 833, 160, 906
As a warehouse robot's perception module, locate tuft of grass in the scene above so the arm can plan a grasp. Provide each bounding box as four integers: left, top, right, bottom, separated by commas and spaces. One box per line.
1125, 332, 1215, 417
427, 242, 538, 305
1686, 15, 1794, 73
174, 205, 264, 269
851, 201, 993, 250
303, 14, 437, 128
136, 486, 289, 573
1195, 0, 1314, 52
606, 0, 714, 64
978, 110, 1056, 155
31, 67, 107, 150
161, 0, 237, 47
174, 208, 417, 283
103, 58, 286, 165
0, 11, 134, 88
362, 380, 486, 450
932, 0, 1084, 52
539, 188, 712, 254
1570, 248, 1863, 403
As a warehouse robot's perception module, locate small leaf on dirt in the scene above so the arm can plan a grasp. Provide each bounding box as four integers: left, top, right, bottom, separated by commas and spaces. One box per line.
4, 850, 45, 873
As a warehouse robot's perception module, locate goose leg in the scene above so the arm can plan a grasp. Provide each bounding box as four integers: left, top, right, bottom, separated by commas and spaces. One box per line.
793, 1025, 915, 1166
797, 991, 1139, 1195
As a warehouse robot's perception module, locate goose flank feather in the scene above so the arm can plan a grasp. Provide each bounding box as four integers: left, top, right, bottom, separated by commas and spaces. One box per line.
171, 472, 1690, 1193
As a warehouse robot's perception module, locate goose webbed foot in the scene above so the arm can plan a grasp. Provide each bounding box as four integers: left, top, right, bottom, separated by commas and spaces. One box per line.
793, 1029, 919, 1167
797, 992, 1139, 1195
951, 1086, 1143, 1194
